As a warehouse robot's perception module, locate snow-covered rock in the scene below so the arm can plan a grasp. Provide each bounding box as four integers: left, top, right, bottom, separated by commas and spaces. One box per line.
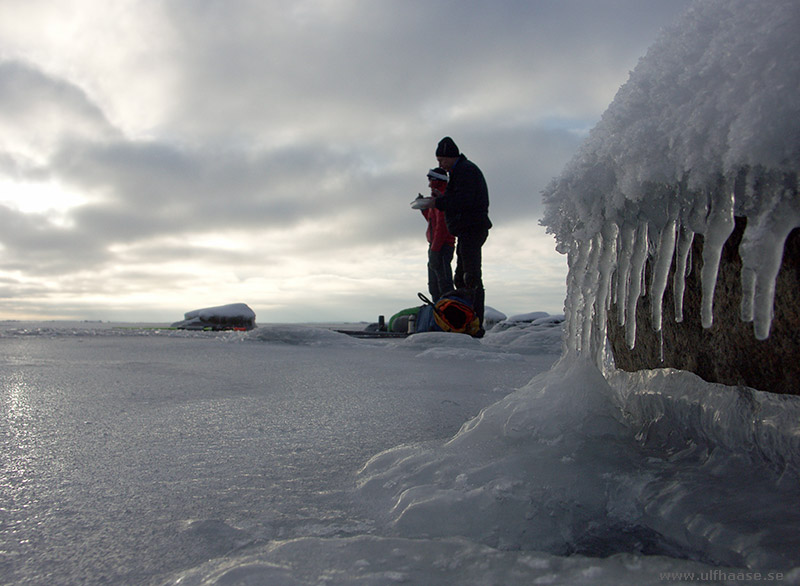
483, 306, 506, 329
170, 303, 256, 331
541, 0, 800, 393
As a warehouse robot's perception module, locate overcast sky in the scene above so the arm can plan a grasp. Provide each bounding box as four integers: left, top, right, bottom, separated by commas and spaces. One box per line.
0, 0, 693, 323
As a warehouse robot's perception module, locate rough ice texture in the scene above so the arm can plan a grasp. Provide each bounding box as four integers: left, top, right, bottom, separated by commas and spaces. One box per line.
357, 358, 800, 571
540, 0, 800, 392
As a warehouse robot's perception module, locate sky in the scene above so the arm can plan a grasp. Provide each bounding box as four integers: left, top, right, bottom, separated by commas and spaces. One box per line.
0, 0, 694, 324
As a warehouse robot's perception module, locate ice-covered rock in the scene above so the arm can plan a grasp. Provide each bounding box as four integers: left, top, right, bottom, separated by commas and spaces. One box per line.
170, 303, 256, 331
483, 306, 507, 329
540, 0, 800, 393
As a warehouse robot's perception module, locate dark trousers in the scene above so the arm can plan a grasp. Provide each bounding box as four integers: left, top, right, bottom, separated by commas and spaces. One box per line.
428, 244, 454, 301
454, 226, 489, 325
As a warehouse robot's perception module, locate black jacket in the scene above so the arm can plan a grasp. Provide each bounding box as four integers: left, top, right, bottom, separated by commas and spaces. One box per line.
434, 154, 492, 236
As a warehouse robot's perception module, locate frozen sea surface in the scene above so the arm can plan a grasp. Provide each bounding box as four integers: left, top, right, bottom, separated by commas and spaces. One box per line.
1, 320, 798, 585
0, 321, 555, 584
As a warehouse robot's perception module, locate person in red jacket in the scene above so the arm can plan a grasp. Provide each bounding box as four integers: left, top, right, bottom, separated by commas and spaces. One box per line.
420, 167, 455, 301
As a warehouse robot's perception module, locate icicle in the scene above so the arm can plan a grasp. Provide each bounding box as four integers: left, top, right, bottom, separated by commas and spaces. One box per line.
579, 234, 602, 356
625, 220, 649, 350
595, 224, 619, 326
615, 223, 636, 327
563, 240, 592, 355
650, 215, 678, 332
740, 266, 755, 323
739, 182, 800, 340
609, 265, 618, 314
673, 223, 694, 323
594, 222, 619, 368
699, 188, 735, 329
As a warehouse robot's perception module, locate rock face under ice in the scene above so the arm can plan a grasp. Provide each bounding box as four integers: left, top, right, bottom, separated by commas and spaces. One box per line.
170, 303, 256, 331
608, 218, 800, 395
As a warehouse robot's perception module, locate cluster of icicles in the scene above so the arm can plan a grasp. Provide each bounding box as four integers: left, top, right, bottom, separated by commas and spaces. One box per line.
540, 0, 800, 367
561, 173, 800, 366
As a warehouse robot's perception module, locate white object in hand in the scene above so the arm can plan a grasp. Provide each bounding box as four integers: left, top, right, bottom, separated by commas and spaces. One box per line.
411, 197, 434, 210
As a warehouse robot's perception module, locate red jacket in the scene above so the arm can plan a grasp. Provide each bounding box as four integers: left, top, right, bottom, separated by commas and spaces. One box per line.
422, 180, 456, 252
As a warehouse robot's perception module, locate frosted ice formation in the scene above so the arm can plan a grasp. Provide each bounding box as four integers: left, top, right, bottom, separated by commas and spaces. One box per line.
170, 302, 256, 330
541, 0, 800, 363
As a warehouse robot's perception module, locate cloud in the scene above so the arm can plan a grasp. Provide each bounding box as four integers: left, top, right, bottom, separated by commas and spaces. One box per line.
154, 1, 693, 136
0, 204, 111, 274
0, 60, 119, 169
0, 0, 694, 321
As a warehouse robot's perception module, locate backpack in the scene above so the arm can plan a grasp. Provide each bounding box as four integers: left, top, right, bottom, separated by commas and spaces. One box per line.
415, 303, 439, 333
387, 304, 443, 334
418, 290, 481, 336
388, 306, 421, 332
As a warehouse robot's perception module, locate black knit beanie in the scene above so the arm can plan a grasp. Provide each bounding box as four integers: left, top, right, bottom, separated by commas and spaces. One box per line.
436, 136, 460, 157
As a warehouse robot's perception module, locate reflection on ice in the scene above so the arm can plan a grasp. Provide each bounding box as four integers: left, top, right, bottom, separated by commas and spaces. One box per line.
1, 370, 40, 560
3, 371, 36, 476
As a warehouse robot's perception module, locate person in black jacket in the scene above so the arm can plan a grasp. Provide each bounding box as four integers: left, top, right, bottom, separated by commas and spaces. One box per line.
433, 136, 492, 336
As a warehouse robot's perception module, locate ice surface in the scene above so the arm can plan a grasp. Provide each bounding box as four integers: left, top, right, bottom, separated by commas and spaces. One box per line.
357, 358, 800, 570
171, 536, 744, 586
0, 320, 558, 585
2, 316, 798, 584
541, 0, 800, 354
